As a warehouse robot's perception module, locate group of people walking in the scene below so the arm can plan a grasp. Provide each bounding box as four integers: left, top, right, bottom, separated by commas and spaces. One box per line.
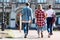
20, 3, 56, 38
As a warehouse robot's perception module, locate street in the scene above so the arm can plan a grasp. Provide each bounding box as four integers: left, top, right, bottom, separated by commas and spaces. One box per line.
0, 30, 60, 40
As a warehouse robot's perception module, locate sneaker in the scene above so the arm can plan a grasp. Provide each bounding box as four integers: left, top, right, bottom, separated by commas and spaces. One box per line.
24, 36, 27, 38
38, 35, 40, 38
50, 33, 53, 35
41, 32, 43, 38
48, 35, 50, 38
24, 34, 27, 38
41, 35, 43, 38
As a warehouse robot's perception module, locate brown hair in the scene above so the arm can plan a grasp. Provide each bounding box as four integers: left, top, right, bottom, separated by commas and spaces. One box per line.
26, 3, 30, 6
48, 5, 52, 9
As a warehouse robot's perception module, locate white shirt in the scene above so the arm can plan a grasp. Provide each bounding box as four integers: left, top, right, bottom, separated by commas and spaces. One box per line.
46, 9, 55, 17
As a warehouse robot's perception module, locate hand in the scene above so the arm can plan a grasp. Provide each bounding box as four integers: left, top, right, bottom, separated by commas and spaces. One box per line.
29, 20, 32, 24
45, 13, 47, 18
20, 14, 22, 16
22, 21, 26, 23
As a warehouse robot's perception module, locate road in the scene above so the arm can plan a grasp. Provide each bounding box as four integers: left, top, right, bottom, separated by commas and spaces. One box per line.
0, 30, 60, 40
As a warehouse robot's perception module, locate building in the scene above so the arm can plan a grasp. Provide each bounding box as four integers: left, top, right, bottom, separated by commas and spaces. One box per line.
0, 0, 60, 29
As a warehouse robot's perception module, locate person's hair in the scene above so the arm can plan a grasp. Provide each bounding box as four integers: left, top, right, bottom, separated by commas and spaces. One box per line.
37, 4, 42, 9
26, 3, 30, 6
48, 5, 52, 9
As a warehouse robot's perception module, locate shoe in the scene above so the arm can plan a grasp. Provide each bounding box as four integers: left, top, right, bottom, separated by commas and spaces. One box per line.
41, 32, 43, 38
50, 33, 53, 35
24, 34, 27, 38
41, 35, 43, 38
48, 35, 50, 38
38, 35, 40, 38
24, 36, 27, 38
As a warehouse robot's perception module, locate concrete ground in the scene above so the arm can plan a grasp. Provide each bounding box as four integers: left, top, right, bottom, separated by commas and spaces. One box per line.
0, 29, 60, 40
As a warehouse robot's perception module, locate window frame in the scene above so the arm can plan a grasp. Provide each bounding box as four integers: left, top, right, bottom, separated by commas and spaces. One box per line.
37, 0, 47, 4
17, 0, 28, 3
55, 0, 60, 4
0, 0, 3, 2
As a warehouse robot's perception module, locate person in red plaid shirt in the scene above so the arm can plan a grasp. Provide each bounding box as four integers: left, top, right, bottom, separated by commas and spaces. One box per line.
35, 4, 46, 38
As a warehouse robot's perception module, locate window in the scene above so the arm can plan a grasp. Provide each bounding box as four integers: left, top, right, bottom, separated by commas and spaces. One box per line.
0, 0, 3, 2
4, 0, 10, 2
0, 0, 10, 2
12, 0, 16, 2
18, 0, 28, 3
37, 0, 46, 3
6, 0, 9, 2
55, 0, 60, 3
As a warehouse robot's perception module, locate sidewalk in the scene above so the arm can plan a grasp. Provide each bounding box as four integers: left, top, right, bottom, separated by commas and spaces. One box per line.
0, 29, 60, 40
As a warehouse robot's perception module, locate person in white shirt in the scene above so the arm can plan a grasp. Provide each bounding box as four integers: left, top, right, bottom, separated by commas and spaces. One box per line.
46, 5, 56, 38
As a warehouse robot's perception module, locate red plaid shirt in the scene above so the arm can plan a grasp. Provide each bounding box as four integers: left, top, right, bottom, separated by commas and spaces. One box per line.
35, 9, 45, 27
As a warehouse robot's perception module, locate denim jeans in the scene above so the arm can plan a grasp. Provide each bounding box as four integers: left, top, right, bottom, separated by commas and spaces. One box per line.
47, 17, 53, 34
23, 23, 29, 35
36, 24, 44, 35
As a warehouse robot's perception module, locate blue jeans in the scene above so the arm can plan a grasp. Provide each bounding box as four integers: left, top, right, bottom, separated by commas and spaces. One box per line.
47, 17, 53, 34
23, 23, 29, 35
36, 24, 44, 35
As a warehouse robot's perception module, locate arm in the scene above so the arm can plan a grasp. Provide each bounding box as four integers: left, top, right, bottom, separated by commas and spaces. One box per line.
21, 9, 23, 15
52, 11, 56, 23
45, 13, 47, 19
29, 9, 33, 23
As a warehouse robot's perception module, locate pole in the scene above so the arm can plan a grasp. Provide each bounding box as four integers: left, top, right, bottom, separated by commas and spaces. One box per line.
20, 14, 22, 32
1, 0, 5, 31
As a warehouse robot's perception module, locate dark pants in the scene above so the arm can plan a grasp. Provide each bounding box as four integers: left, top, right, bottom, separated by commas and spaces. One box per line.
1, 23, 5, 31
22, 23, 29, 36
47, 17, 53, 34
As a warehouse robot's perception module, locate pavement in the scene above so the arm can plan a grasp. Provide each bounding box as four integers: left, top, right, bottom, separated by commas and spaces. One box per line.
0, 29, 60, 40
